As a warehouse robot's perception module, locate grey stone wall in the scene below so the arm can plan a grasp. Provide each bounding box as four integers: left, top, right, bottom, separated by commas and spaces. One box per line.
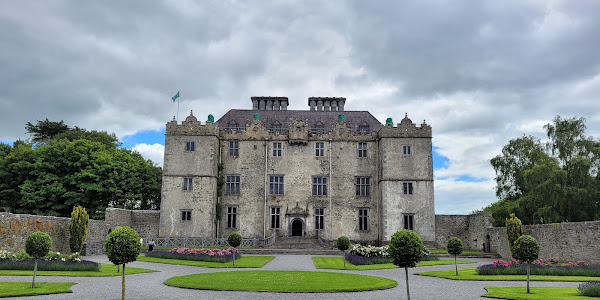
105, 208, 160, 240
486, 221, 600, 264
0, 212, 110, 255
435, 212, 492, 250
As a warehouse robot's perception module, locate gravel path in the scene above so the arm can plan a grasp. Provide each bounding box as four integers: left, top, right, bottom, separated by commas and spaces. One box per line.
0, 255, 581, 300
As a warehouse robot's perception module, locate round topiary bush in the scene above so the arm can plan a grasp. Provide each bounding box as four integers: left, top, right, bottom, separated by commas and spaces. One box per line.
336, 236, 351, 268
25, 231, 52, 288
104, 226, 141, 300
389, 229, 426, 300
26, 231, 52, 259
228, 232, 242, 248
447, 237, 464, 275
513, 235, 540, 294
227, 232, 242, 265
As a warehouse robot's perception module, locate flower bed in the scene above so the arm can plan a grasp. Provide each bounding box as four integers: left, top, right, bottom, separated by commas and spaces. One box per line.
578, 281, 600, 297
145, 247, 240, 263
0, 250, 99, 272
345, 244, 437, 265
477, 258, 600, 277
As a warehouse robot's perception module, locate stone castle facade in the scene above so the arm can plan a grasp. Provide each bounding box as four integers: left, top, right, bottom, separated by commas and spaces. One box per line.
159, 96, 435, 243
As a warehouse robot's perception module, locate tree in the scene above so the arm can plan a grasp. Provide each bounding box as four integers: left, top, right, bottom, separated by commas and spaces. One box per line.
104, 227, 141, 300
447, 237, 464, 276
336, 236, 350, 268
512, 235, 540, 294
25, 119, 70, 145
227, 232, 242, 265
388, 229, 426, 300
487, 116, 600, 226
54, 128, 121, 149
506, 213, 523, 258
25, 231, 52, 288
70, 206, 89, 254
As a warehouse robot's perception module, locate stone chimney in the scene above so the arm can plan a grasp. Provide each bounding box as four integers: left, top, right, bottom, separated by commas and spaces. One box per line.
308, 97, 346, 111
251, 96, 289, 110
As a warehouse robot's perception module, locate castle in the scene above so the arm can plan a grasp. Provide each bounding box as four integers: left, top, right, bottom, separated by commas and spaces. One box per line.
159, 96, 435, 244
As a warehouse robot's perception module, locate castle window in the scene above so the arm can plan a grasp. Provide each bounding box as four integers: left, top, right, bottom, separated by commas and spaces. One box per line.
359, 123, 370, 133
181, 210, 192, 221
182, 177, 193, 191
403, 214, 414, 230
226, 206, 237, 228
358, 208, 369, 231
312, 177, 327, 196
271, 121, 282, 133
403, 145, 412, 155
229, 141, 239, 157
355, 177, 370, 197
358, 142, 367, 158
272, 142, 282, 157
227, 121, 238, 133
314, 122, 324, 133
225, 175, 240, 195
185, 141, 195, 151
270, 207, 281, 229
269, 175, 284, 195
315, 208, 325, 230
315, 142, 325, 157
403, 182, 413, 195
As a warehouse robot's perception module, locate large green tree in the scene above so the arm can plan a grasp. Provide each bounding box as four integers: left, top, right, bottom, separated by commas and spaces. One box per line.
487, 116, 600, 226
0, 122, 162, 218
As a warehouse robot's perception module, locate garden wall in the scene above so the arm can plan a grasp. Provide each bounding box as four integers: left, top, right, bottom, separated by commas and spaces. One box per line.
435, 212, 492, 250
486, 221, 600, 264
0, 212, 110, 255
104, 208, 160, 241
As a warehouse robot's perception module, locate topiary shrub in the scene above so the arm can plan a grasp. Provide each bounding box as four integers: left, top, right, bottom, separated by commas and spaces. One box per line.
389, 229, 426, 300
447, 237, 464, 276
505, 213, 523, 258
336, 236, 351, 268
513, 235, 539, 294
70, 206, 89, 254
104, 226, 141, 300
25, 231, 52, 288
227, 232, 242, 265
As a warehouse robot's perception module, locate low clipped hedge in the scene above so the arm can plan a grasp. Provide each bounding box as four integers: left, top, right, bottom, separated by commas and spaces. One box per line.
145, 250, 240, 263
477, 264, 600, 277
578, 281, 600, 297
0, 259, 100, 272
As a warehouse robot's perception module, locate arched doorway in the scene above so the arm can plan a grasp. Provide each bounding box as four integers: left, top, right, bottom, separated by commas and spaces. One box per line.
291, 219, 303, 236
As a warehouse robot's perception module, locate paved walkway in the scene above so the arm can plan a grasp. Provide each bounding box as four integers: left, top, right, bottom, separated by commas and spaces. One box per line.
1, 255, 581, 300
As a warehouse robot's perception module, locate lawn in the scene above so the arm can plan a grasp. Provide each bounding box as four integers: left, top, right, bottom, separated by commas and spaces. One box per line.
0, 282, 75, 298
137, 255, 274, 268
165, 270, 397, 292
312, 256, 475, 270
483, 286, 593, 300
0, 263, 156, 277
418, 267, 600, 282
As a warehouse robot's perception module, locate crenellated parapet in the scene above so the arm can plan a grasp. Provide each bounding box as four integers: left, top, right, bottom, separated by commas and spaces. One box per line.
165, 111, 219, 136
379, 114, 432, 138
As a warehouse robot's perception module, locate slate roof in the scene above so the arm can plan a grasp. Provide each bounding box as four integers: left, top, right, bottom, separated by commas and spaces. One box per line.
216, 109, 382, 133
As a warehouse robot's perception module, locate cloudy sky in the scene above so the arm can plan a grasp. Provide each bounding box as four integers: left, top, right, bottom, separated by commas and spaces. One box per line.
1, 1, 599, 214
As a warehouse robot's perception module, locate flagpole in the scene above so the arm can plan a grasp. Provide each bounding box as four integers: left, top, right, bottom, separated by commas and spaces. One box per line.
177, 97, 180, 122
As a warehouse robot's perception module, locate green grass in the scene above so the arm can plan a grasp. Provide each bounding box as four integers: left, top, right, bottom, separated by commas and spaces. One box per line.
312, 256, 475, 270
0, 282, 75, 298
137, 255, 274, 268
483, 286, 593, 299
430, 249, 488, 254
165, 270, 397, 292
0, 263, 156, 277
418, 268, 600, 282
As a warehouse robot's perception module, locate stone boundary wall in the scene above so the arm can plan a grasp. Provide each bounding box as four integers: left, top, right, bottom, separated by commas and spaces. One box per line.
486, 220, 600, 264
435, 212, 492, 250
0, 212, 110, 255
105, 208, 160, 241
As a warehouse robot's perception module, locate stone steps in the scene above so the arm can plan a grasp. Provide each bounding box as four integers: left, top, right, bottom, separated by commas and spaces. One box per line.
272, 237, 325, 249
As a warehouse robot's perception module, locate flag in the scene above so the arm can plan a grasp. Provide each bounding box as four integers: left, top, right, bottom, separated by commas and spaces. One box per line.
172, 91, 180, 102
